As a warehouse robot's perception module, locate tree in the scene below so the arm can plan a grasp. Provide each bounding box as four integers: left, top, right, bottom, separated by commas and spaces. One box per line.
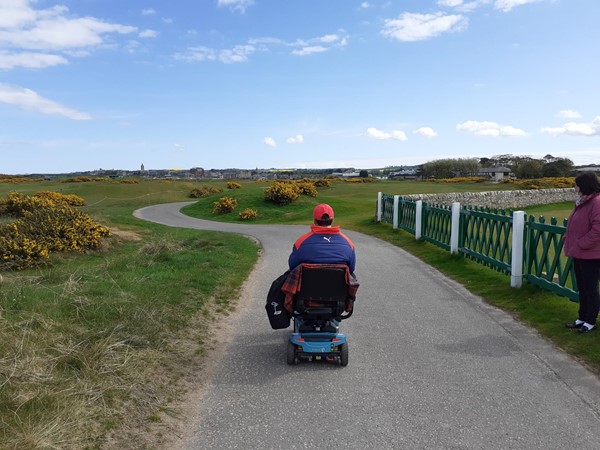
359, 170, 369, 178
542, 157, 574, 177
513, 158, 544, 179
420, 158, 480, 178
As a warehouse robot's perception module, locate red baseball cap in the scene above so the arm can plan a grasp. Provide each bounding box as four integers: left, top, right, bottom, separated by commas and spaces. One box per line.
313, 203, 334, 220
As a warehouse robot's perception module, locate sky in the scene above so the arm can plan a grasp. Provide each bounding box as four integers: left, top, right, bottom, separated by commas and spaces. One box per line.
1, 0, 599, 174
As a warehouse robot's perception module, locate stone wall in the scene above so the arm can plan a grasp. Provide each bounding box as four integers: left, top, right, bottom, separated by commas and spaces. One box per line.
402, 188, 575, 209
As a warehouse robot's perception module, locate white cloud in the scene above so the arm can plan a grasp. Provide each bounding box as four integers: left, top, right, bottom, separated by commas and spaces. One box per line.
320, 34, 339, 43
0, 84, 92, 120
438, 0, 465, 6
556, 109, 582, 119
292, 46, 327, 56
179, 31, 348, 63
360, 2, 373, 9
174, 46, 216, 62
174, 44, 255, 64
0, 51, 68, 69
438, 0, 487, 12
0, 0, 137, 70
494, 0, 542, 13
286, 135, 304, 144
381, 12, 468, 42
217, 0, 254, 13
541, 117, 600, 137
139, 29, 158, 38
264, 137, 277, 147
141, 9, 156, 16
367, 127, 408, 141
456, 120, 526, 136
292, 32, 348, 56
0, 10, 136, 51
413, 127, 439, 138
219, 45, 255, 63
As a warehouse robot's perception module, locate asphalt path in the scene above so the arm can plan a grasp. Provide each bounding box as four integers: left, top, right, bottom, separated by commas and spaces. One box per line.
134, 202, 600, 449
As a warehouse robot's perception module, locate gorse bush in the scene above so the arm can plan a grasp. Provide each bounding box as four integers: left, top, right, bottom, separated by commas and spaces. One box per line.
0, 192, 110, 271
502, 177, 575, 190
212, 196, 238, 214
313, 178, 332, 188
427, 177, 487, 183
296, 180, 318, 197
227, 181, 242, 189
33, 191, 85, 206
264, 181, 300, 205
0, 175, 44, 183
190, 186, 223, 198
61, 176, 111, 183
239, 208, 258, 220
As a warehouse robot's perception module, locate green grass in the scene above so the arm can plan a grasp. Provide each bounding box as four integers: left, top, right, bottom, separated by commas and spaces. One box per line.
0, 179, 259, 449
0, 177, 592, 449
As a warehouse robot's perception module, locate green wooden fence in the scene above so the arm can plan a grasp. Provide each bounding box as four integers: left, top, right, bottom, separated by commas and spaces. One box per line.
377, 193, 578, 302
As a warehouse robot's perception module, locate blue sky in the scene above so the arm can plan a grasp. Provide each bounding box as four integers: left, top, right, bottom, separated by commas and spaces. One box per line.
1, 0, 599, 174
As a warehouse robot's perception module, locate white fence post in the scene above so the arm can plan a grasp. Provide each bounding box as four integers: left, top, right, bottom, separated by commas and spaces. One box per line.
376, 192, 382, 222
415, 200, 423, 240
393, 195, 400, 229
450, 202, 461, 254
511, 211, 525, 288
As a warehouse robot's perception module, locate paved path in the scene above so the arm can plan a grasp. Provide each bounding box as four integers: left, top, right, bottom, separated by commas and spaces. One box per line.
134, 203, 600, 449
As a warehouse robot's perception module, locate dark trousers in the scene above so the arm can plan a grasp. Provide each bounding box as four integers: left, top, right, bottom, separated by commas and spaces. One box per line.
573, 258, 600, 325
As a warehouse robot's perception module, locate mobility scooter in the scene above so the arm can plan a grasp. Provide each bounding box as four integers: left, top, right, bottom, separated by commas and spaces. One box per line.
286, 264, 356, 367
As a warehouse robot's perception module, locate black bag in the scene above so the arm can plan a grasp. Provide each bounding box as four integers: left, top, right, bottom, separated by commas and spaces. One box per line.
265, 271, 291, 329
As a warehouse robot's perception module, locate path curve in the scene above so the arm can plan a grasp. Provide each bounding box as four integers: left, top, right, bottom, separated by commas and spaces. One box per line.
134, 202, 600, 449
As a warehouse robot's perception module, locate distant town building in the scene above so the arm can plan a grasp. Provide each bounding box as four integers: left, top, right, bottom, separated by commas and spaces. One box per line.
478, 167, 513, 182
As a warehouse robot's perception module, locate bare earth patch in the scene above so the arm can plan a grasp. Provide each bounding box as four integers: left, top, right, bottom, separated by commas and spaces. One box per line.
109, 228, 143, 241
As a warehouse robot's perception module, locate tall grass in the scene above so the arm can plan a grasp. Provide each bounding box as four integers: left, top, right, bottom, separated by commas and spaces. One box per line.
0, 179, 259, 449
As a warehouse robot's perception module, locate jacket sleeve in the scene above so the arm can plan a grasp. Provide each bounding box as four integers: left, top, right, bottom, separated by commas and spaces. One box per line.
348, 249, 356, 274
288, 244, 300, 270
576, 199, 600, 250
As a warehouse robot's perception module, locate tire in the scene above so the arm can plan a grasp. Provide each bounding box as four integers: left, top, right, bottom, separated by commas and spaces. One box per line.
339, 342, 349, 367
287, 341, 297, 365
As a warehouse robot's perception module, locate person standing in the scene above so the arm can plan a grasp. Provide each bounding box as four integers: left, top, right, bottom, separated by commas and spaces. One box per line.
564, 171, 600, 333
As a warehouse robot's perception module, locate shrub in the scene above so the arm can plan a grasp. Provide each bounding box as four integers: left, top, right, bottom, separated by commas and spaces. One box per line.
239, 208, 258, 220
120, 179, 139, 184
33, 191, 85, 206
212, 196, 238, 214
190, 186, 223, 198
427, 177, 486, 183
0, 175, 44, 183
0, 193, 110, 271
313, 179, 332, 188
0, 222, 50, 270
344, 177, 376, 183
227, 181, 242, 189
503, 177, 575, 190
61, 176, 111, 183
264, 182, 300, 205
190, 187, 211, 198
295, 180, 318, 197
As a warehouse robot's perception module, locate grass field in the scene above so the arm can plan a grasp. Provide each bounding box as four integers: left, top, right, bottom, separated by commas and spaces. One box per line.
0, 177, 589, 449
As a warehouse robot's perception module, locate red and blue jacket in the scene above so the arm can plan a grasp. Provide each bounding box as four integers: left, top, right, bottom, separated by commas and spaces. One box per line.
288, 225, 356, 273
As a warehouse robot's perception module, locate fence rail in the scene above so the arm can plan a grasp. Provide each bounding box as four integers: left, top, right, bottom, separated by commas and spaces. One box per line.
377, 192, 578, 302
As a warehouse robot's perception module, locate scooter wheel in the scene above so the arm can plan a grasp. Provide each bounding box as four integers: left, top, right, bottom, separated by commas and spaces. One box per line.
286, 341, 297, 365
339, 342, 349, 367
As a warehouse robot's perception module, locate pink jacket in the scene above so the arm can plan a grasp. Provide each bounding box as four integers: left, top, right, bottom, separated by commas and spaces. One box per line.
563, 192, 600, 260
